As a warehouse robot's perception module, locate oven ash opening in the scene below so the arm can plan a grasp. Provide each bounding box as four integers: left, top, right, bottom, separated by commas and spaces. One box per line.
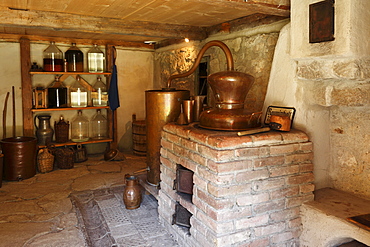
172, 164, 194, 230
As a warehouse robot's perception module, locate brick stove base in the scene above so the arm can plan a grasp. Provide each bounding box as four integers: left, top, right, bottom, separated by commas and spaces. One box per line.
158, 123, 314, 247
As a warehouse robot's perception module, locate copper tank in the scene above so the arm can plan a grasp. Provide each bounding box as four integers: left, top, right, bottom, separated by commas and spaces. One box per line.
167, 40, 262, 131
145, 89, 190, 186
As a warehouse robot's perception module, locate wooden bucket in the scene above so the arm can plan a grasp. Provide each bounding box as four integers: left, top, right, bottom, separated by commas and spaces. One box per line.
132, 118, 146, 156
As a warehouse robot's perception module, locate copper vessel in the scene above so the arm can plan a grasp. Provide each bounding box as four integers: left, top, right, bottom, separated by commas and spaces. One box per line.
1, 136, 37, 181
123, 174, 142, 210
269, 115, 291, 131
167, 40, 261, 130
145, 90, 190, 186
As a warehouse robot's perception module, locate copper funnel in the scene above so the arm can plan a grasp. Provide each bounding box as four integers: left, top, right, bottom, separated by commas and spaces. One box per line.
167, 40, 261, 131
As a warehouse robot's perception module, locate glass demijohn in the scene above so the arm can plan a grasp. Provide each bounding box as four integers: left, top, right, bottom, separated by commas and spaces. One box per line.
65, 43, 84, 72
92, 76, 108, 106
71, 110, 89, 142
43, 41, 63, 72
70, 76, 88, 107
88, 44, 105, 73
90, 109, 108, 139
47, 76, 68, 108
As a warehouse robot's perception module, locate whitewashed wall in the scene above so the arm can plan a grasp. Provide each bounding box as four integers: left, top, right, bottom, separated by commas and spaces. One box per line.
264, 0, 370, 198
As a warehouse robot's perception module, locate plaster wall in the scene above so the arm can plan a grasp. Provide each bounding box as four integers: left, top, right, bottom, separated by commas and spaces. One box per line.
0, 41, 153, 152
0, 42, 23, 139
291, 0, 370, 58
115, 48, 153, 151
264, 0, 370, 198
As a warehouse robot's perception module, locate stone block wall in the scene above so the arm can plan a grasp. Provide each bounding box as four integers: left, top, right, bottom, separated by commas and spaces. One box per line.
157, 123, 314, 247
154, 27, 281, 113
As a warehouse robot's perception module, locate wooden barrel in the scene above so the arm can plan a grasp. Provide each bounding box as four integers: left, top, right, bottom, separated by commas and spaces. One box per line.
132, 119, 146, 156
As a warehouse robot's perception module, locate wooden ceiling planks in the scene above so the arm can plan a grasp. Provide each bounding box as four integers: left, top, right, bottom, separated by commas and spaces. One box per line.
0, 0, 290, 46
0, 0, 289, 23
64, 0, 115, 16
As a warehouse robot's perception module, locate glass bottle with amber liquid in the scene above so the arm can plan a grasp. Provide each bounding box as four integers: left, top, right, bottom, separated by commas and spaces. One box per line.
65, 43, 84, 72
43, 41, 64, 72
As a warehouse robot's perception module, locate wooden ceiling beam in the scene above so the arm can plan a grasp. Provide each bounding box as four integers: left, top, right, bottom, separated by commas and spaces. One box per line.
0, 33, 155, 49
0, 7, 207, 42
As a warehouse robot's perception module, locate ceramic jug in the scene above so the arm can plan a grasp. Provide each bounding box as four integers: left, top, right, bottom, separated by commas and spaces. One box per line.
34, 114, 54, 146
123, 174, 142, 209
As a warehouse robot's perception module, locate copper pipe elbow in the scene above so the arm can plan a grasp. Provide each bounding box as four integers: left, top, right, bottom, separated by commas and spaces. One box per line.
166, 40, 234, 89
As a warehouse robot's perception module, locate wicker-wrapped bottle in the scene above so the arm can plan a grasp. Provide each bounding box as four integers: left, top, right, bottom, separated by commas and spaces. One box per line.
37, 147, 54, 173
54, 116, 69, 143
55, 146, 74, 169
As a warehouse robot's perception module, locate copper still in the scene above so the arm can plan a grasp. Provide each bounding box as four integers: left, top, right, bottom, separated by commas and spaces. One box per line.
145, 89, 190, 186
167, 40, 261, 130
146, 40, 259, 186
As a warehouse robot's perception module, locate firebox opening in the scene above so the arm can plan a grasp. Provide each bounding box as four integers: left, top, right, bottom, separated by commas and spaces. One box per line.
174, 164, 194, 203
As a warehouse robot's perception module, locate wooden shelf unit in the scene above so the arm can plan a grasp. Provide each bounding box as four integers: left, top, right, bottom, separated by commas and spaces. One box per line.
38, 138, 113, 148
20, 38, 117, 148
31, 106, 109, 112
30, 71, 111, 75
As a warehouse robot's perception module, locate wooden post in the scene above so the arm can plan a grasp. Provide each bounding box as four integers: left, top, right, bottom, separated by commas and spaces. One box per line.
105, 44, 117, 149
20, 38, 34, 137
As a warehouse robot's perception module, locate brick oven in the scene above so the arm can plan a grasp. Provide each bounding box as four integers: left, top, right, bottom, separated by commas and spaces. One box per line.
157, 123, 314, 246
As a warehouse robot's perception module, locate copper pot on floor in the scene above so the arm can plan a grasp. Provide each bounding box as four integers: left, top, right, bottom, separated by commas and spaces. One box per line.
123, 174, 142, 210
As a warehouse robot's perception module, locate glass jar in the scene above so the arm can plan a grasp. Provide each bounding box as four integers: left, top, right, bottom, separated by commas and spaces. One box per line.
71, 110, 89, 142
70, 76, 88, 107
91, 76, 108, 106
65, 43, 84, 72
43, 41, 63, 72
90, 109, 108, 139
87, 44, 105, 72
47, 76, 68, 108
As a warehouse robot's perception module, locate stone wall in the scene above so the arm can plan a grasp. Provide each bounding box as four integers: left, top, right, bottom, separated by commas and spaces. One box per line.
154, 26, 281, 113
297, 58, 370, 197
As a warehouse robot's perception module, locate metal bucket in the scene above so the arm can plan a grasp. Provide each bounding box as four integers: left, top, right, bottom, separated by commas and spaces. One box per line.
145, 89, 190, 186
0, 137, 37, 181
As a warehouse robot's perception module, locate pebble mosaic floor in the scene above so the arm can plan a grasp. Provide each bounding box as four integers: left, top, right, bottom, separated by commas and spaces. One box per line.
70, 185, 179, 247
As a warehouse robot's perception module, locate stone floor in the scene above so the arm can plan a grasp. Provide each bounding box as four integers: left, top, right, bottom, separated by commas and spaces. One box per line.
0, 152, 152, 247
71, 185, 178, 247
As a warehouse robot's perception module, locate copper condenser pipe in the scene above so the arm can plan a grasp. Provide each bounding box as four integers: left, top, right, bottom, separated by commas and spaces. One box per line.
145, 89, 190, 186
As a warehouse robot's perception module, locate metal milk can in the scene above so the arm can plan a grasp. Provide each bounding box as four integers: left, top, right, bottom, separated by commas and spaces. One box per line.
34, 114, 54, 146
